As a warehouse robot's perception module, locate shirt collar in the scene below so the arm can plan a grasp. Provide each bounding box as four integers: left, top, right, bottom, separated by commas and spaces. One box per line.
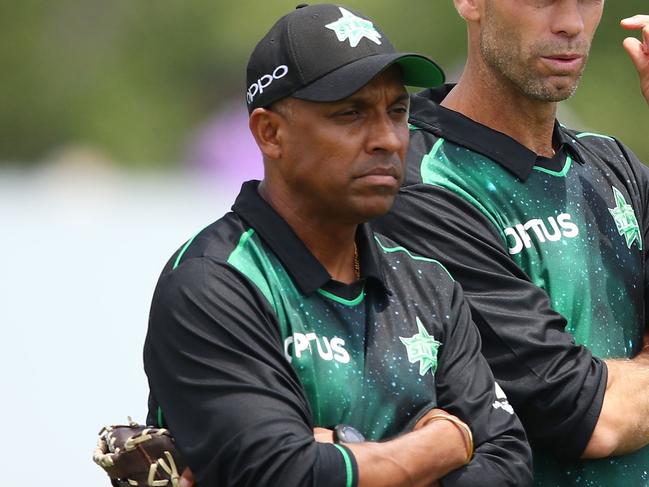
231, 180, 389, 296
409, 84, 585, 182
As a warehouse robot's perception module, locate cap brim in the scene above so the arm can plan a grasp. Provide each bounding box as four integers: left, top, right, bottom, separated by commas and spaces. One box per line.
291, 53, 445, 103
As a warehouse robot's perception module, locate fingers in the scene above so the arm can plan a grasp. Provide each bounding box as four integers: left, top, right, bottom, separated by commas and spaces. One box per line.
623, 37, 647, 68
414, 411, 474, 464
621, 14, 649, 105
413, 408, 451, 431
179, 467, 195, 487
313, 427, 335, 443
621, 15, 649, 52
621, 15, 649, 30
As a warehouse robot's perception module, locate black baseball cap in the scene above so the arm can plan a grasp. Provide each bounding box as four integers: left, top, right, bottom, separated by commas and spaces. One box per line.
246, 3, 445, 113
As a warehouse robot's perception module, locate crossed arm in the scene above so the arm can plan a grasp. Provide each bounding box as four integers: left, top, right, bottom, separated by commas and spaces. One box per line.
146, 259, 530, 487
585, 338, 649, 457
179, 409, 471, 487
312, 409, 473, 487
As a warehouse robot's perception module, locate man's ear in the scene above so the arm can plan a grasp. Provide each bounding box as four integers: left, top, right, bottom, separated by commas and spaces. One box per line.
454, 0, 481, 22
249, 108, 283, 160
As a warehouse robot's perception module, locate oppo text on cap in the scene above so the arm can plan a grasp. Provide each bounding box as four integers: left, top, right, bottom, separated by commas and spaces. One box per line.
247, 65, 290, 105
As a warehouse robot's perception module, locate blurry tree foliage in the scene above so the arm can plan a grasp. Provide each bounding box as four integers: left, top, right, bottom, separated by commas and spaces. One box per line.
0, 0, 647, 166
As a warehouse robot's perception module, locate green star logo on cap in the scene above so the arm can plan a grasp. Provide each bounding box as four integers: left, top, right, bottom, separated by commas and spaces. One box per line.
609, 186, 643, 250
325, 7, 382, 48
400, 317, 441, 376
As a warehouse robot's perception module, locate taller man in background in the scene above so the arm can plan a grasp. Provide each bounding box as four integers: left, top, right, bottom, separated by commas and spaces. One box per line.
375, 2, 649, 486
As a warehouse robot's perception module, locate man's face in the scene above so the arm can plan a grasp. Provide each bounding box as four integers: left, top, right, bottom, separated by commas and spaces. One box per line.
274, 68, 409, 224
479, 0, 604, 101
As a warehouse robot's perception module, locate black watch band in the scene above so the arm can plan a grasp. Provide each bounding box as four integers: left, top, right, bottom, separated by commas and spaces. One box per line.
333, 424, 366, 444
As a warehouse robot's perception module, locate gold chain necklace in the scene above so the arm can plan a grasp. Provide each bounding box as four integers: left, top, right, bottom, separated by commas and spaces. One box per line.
353, 243, 360, 280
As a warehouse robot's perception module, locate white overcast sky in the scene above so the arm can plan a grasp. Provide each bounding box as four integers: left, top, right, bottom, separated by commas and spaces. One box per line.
0, 165, 240, 486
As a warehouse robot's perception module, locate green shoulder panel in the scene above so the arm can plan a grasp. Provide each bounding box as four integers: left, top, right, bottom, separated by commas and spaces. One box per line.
419, 137, 520, 242
373, 234, 454, 281
226, 229, 292, 337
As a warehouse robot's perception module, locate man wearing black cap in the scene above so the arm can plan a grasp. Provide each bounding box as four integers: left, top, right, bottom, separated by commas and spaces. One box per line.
374, 2, 649, 486
143, 4, 531, 487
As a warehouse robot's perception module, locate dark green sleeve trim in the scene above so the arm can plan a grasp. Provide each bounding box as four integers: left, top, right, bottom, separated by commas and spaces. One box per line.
333, 444, 356, 487
157, 406, 165, 427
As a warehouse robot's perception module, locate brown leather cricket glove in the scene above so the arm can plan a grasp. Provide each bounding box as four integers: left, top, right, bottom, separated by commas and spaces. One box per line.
93, 418, 187, 487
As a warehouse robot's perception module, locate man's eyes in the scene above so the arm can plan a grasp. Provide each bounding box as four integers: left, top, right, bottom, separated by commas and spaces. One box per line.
328, 104, 408, 121
337, 110, 361, 117
390, 105, 410, 117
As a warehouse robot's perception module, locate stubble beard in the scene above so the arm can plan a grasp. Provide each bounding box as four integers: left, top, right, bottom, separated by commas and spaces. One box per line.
479, 17, 588, 102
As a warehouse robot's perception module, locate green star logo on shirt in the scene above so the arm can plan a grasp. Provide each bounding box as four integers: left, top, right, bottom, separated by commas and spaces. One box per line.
325, 7, 382, 48
400, 317, 441, 376
609, 186, 643, 250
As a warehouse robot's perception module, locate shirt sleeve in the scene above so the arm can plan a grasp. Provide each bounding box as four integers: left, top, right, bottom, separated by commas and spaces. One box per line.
373, 183, 607, 458
143, 257, 358, 487
436, 281, 533, 487
615, 139, 649, 329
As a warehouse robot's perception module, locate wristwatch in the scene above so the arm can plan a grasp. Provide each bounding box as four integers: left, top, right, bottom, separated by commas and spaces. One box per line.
333, 424, 366, 444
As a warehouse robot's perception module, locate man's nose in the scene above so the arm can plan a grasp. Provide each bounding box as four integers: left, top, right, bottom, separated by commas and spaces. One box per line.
367, 115, 405, 154
552, 0, 585, 38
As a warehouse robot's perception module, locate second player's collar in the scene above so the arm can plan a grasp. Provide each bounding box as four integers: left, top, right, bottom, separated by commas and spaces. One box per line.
409, 85, 586, 182
232, 180, 389, 297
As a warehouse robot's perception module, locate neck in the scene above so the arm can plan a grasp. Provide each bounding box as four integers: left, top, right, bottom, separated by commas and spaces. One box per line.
258, 180, 359, 284
442, 55, 557, 158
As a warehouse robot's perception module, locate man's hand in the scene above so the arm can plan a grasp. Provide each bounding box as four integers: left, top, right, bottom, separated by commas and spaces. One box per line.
621, 15, 649, 105
180, 418, 468, 487
414, 408, 473, 464
313, 427, 335, 443
178, 467, 195, 487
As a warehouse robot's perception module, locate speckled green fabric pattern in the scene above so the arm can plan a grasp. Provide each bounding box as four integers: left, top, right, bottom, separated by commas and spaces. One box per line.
228, 230, 439, 441
421, 136, 643, 358
420, 134, 649, 486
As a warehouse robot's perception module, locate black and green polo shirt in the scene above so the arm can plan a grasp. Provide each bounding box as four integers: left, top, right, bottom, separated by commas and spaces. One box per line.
375, 85, 649, 486
144, 180, 531, 487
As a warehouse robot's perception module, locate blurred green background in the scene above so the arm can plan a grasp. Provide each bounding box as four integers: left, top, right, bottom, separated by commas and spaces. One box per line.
1, 5, 647, 485
2, 0, 647, 167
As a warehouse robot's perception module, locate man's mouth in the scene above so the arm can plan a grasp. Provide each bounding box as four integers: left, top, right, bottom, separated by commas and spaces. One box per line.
360, 166, 398, 178
540, 53, 585, 73
355, 165, 401, 187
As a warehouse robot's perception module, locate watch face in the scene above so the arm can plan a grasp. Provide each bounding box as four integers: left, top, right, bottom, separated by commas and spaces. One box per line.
334, 424, 366, 444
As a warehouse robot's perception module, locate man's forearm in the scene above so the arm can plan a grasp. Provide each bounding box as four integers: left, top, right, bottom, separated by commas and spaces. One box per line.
583, 353, 649, 458
344, 417, 468, 487
181, 414, 468, 487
